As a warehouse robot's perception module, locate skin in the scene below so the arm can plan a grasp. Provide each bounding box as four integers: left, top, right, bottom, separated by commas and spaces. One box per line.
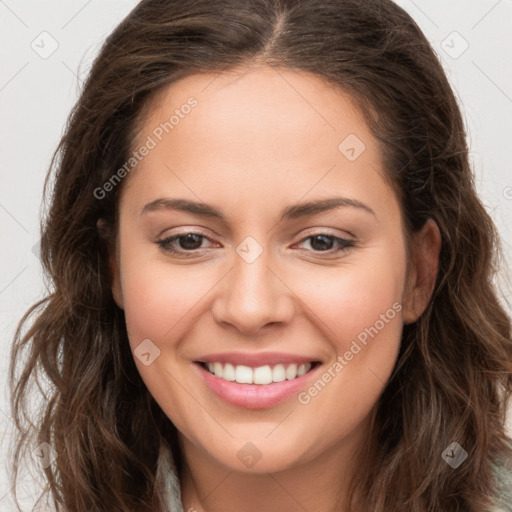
107, 64, 441, 512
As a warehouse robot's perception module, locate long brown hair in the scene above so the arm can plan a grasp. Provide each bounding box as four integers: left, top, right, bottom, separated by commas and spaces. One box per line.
9, 0, 512, 510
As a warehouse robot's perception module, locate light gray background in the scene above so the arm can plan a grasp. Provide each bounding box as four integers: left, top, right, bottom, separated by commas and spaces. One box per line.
1, 1, 511, 510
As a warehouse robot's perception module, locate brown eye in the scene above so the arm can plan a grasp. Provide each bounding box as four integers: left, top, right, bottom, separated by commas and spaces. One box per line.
297, 234, 355, 254
156, 232, 214, 255
174, 233, 205, 250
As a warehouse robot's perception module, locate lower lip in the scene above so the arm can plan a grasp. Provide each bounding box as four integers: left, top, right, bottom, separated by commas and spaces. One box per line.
194, 362, 319, 409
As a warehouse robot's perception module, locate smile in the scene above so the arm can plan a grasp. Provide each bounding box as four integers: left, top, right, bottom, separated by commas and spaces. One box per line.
199, 361, 314, 384
193, 355, 322, 409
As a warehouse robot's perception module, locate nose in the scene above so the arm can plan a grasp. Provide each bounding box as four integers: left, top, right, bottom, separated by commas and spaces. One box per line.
211, 248, 295, 335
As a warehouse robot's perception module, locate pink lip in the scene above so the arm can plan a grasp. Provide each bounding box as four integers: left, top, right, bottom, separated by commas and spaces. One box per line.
196, 351, 318, 367
193, 361, 320, 409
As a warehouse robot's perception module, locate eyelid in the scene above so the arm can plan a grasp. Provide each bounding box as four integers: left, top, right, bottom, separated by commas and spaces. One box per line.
158, 226, 353, 246
296, 226, 355, 240
156, 226, 356, 258
156, 228, 219, 254
158, 226, 216, 240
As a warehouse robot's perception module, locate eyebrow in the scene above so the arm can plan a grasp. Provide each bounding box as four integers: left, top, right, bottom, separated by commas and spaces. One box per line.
140, 196, 376, 222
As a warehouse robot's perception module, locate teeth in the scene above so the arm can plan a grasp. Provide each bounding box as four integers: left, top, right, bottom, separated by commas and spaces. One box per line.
223, 363, 236, 381
297, 364, 307, 377
285, 363, 297, 380
214, 362, 223, 378
235, 365, 253, 384
253, 365, 273, 385
272, 364, 286, 382
202, 361, 313, 384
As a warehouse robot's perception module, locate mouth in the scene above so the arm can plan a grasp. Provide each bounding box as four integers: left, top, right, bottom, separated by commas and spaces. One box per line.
196, 361, 321, 385
193, 358, 322, 409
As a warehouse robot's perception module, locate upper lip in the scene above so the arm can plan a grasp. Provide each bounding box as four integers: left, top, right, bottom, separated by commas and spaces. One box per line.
195, 352, 319, 367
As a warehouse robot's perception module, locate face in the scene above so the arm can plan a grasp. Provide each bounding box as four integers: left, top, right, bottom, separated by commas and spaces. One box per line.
109, 65, 439, 474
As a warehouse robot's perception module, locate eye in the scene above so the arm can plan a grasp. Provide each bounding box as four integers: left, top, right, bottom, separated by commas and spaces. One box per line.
295, 233, 355, 254
156, 230, 356, 257
156, 231, 216, 256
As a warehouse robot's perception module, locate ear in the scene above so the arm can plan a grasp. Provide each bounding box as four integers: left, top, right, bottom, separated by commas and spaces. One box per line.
97, 218, 124, 310
402, 218, 441, 325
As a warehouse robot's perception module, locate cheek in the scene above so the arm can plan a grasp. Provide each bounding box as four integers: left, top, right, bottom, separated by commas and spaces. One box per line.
292, 239, 407, 353
118, 241, 212, 350
117, 249, 210, 429
291, 243, 406, 444
120, 228, 407, 353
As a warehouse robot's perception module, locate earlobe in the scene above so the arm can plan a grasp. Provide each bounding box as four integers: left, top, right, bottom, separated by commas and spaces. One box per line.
109, 251, 124, 310
402, 218, 441, 325
97, 218, 124, 310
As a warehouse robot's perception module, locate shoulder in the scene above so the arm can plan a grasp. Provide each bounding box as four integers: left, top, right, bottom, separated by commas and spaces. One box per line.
490, 440, 512, 512
156, 445, 184, 512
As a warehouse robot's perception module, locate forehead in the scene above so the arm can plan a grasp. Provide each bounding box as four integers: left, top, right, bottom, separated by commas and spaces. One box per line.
136, 64, 370, 151
121, 65, 397, 224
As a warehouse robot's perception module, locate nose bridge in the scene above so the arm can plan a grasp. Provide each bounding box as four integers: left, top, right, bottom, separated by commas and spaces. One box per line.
212, 236, 294, 333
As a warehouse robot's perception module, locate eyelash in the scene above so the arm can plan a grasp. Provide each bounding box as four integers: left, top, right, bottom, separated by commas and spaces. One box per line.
156, 231, 356, 257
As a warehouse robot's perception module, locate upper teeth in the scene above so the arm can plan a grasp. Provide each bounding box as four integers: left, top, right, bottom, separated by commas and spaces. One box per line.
206, 362, 312, 384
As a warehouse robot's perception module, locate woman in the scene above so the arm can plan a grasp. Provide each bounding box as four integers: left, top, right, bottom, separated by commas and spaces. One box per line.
9, 0, 512, 510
